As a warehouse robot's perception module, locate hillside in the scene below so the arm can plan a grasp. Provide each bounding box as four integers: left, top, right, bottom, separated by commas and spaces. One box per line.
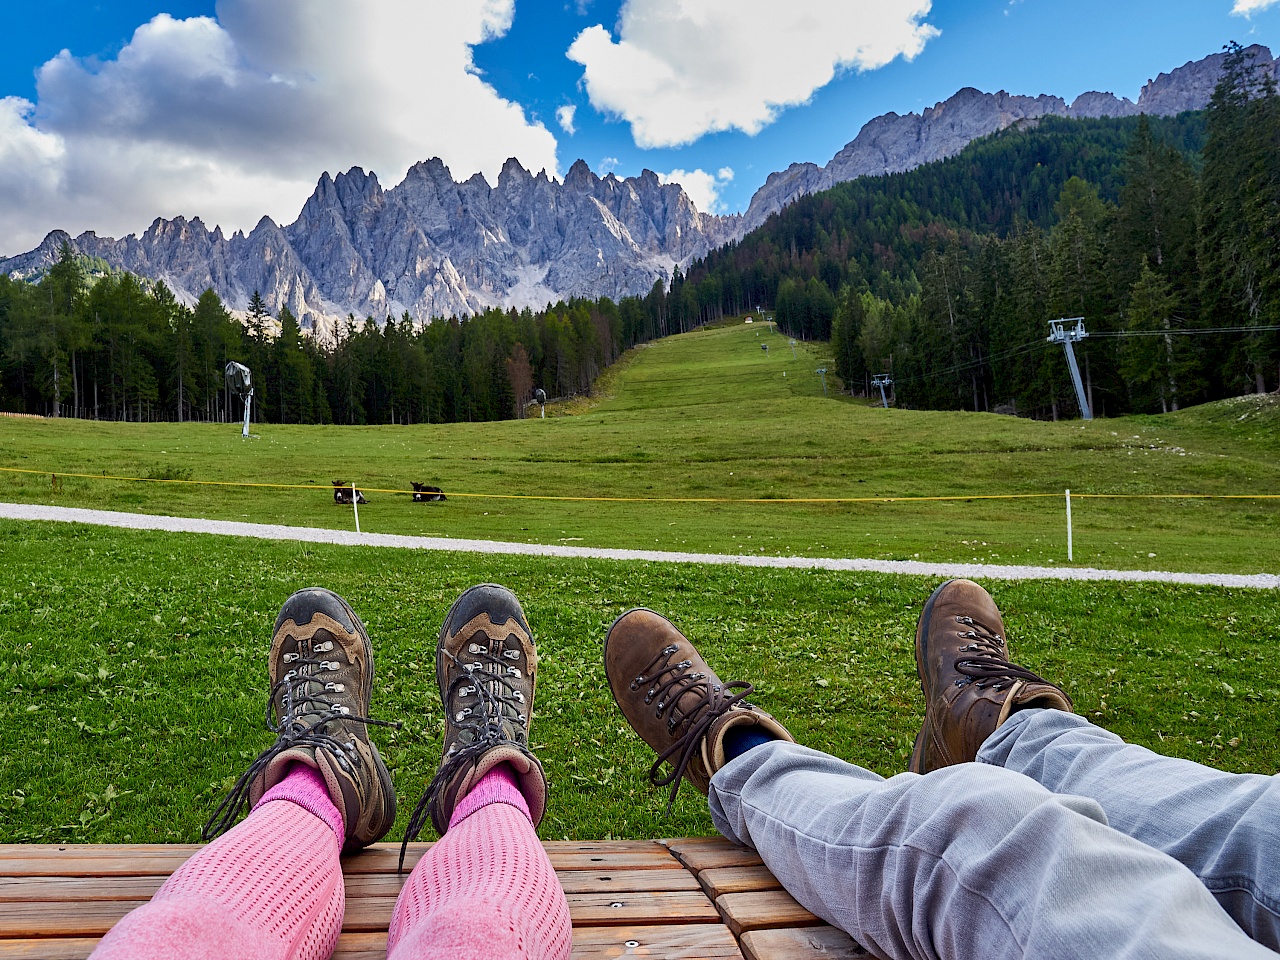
2, 318, 1276, 575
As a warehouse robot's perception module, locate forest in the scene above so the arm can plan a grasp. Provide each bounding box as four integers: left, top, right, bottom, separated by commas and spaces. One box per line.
671, 43, 1280, 418
0, 259, 691, 425
2, 45, 1276, 423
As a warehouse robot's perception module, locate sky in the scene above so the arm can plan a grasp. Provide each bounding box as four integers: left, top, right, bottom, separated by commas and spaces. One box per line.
1, 0, 1278, 257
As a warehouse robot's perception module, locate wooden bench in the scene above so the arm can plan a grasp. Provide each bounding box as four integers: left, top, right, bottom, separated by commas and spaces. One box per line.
0, 837, 868, 959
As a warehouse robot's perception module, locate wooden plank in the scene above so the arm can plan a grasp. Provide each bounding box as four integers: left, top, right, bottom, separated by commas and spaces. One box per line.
716, 891, 821, 938
571, 923, 744, 958
0, 932, 390, 960
0, 938, 100, 959
0, 889, 721, 939
565, 890, 720, 926
0, 842, 680, 878
0, 866, 701, 903
556, 868, 701, 895
0, 876, 167, 902
697, 865, 782, 899
666, 838, 764, 872
739, 926, 871, 960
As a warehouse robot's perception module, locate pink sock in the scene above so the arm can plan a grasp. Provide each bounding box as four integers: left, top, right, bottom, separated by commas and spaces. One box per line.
448, 761, 531, 828
259, 762, 345, 844
89, 766, 345, 960
388, 765, 571, 960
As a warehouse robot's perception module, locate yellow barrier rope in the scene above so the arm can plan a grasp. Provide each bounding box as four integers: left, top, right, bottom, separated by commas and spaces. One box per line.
3, 465, 1279, 504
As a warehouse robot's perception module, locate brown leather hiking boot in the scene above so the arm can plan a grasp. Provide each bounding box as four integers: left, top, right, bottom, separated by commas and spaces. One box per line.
909, 579, 1073, 774
401, 584, 545, 864
605, 608, 794, 810
203, 588, 400, 853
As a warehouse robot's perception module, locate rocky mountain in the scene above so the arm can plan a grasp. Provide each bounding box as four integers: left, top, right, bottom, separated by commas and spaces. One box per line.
3, 45, 1274, 331
739, 44, 1278, 232
1, 159, 739, 335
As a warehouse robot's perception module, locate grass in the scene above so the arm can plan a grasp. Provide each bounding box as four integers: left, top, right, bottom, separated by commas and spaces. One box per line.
2, 520, 1278, 844
0, 318, 1277, 574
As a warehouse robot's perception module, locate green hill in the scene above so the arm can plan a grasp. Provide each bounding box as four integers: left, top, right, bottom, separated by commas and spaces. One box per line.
2, 318, 1276, 574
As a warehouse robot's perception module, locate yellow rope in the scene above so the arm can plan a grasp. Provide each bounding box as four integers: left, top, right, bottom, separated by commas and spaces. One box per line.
4, 465, 1279, 504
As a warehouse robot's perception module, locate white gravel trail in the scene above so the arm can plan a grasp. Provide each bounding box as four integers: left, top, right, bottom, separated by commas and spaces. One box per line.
2, 502, 1275, 589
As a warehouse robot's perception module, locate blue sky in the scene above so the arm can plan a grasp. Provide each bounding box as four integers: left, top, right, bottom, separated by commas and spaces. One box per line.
1, 1, 1277, 255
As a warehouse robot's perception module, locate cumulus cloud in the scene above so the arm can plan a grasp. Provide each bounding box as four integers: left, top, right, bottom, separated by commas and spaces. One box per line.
1232, 0, 1279, 14
557, 104, 577, 134
0, 1, 559, 255
568, 0, 938, 148
657, 166, 733, 213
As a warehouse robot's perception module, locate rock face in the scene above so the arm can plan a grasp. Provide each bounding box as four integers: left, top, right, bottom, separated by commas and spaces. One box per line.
4, 46, 1274, 329
739, 44, 1278, 233
1, 159, 740, 335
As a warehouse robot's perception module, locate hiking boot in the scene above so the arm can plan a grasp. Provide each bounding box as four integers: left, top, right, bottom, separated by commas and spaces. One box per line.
605, 608, 794, 810
909, 579, 1072, 774
402, 584, 546, 861
202, 587, 400, 852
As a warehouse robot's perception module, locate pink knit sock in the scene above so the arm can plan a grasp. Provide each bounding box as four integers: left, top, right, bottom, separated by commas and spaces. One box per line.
89, 766, 345, 960
448, 761, 531, 828
259, 762, 345, 843
387, 765, 571, 960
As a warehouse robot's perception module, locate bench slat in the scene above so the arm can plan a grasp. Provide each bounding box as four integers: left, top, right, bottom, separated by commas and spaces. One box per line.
0, 867, 702, 903
697, 865, 783, 899
666, 838, 764, 872
0, 890, 721, 938
715, 891, 822, 938
739, 926, 871, 960
0, 844, 680, 878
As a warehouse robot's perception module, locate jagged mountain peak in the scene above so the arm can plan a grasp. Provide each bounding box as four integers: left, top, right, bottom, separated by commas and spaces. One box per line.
740, 44, 1278, 233
3, 45, 1271, 334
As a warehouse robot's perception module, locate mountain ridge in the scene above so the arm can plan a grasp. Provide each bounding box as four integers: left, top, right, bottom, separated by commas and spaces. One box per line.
3, 44, 1274, 332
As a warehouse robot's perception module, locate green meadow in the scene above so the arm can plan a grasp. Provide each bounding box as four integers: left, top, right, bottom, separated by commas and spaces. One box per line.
1, 318, 1278, 574
1, 319, 1278, 844
3, 522, 1278, 844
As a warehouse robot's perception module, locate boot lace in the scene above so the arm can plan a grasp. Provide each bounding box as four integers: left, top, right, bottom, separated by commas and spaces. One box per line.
631, 643, 753, 813
202, 639, 399, 841
400, 646, 538, 871
951, 616, 1050, 691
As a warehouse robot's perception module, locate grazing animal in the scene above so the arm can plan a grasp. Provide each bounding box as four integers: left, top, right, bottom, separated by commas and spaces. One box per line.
332, 480, 368, 505
411, 482, 447, 502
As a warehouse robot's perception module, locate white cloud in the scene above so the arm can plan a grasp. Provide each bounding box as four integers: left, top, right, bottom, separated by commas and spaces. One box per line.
657, 166, 734, 213
0, 1, 559, 254
1232, 0, 1280, 14
557, 104, 577, 134
568, 0, 938, 148
599, 156, 620, 174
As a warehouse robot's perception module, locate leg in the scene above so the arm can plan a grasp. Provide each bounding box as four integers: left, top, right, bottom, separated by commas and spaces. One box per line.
390, 584, 571, 960
981, 708, 1280, 949
91, 768, 345, 960
95, 587, 399, 959
387, 765, 571, 960
710, 740, 1275, 960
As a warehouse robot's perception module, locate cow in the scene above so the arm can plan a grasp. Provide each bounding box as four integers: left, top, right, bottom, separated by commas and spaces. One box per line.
332, 480, 368, 504
411, 482, 447, 502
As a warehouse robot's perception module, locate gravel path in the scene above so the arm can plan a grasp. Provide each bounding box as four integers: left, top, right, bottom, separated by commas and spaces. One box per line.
3, 501, 1275, 589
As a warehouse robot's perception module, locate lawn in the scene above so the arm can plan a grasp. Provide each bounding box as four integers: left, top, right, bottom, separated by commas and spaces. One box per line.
1, 318, 1278, 574
3, 521, 1277, 843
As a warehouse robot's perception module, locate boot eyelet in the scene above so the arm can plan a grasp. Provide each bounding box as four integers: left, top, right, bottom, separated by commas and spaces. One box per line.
663, 645, 678, 656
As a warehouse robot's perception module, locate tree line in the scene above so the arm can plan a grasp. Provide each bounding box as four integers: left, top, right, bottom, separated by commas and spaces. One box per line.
675, 43, 1279, 417
0, 253, 694, 424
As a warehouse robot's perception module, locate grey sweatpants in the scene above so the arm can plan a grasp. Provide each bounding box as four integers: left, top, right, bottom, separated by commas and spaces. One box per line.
708, 709, 1280, 960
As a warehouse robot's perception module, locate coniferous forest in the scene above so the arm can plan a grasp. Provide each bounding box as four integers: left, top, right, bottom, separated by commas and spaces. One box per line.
675, 43, 1280, 418
1, 44, 1276, 424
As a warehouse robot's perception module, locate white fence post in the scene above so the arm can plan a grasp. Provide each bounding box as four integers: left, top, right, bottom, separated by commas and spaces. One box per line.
352, 481, 361, 534
1066, 488, 1073, 562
